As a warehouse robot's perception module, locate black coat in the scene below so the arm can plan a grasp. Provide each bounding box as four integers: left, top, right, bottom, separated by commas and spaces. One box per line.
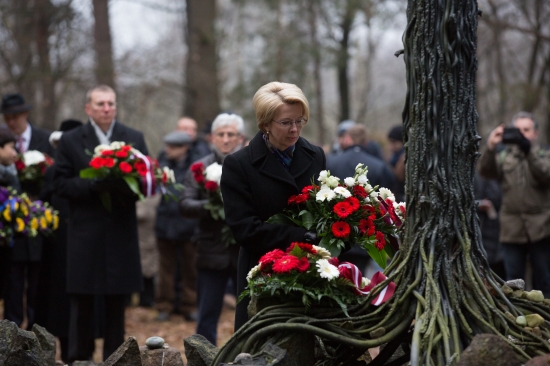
180, 153, 239, 271
220, 131, 326, 330
54, 121, 148, 294
12, 124, 54, 262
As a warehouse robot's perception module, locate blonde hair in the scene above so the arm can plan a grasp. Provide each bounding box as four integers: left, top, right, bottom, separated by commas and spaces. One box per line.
252, 81, 310, 132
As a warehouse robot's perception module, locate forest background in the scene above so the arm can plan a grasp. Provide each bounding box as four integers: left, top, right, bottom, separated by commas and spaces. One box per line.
1, 0, 549, 154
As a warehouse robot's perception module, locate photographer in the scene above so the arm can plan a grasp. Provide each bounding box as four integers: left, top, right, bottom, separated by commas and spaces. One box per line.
479, 112, 550, 297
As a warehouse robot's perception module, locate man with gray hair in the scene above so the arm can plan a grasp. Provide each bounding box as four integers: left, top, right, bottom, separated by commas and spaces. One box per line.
479, 111, 550, 297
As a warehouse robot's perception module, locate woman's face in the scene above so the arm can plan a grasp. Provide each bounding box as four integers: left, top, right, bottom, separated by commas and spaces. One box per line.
266, 103, 303, 151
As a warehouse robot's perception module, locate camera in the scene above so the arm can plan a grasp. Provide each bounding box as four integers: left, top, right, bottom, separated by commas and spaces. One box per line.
502, 127, 523, 145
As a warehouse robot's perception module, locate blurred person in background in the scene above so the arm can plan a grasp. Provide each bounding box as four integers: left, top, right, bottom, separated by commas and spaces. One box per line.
177, 116, 211, 158
180, 112, 244, 344
332, 120, 384, 160
387, 125, 405, 202
136, 195, 160, 308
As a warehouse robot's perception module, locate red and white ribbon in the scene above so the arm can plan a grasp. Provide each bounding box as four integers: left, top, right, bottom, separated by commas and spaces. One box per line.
132, 151, 156, 197
338, 262, 396, 306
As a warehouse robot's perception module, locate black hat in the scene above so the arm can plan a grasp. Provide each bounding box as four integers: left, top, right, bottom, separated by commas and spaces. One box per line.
163, 131, 192, 146
388, 125, 403, 142
59, 119, 83, 132
0, 93, 32, 115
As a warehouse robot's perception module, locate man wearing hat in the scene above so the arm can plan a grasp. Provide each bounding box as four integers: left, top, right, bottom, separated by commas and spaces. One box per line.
0, 93, 54, 331
54, 85, 149, 362
154, 130, 200, 322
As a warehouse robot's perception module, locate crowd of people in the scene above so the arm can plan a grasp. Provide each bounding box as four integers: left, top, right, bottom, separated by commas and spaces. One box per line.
0, 81, 548, 364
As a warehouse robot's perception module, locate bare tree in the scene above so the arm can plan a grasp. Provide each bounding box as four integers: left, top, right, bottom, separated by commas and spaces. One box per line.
92, 0, 115, 88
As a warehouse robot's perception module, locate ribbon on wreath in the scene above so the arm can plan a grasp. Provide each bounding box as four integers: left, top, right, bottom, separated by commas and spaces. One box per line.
133, 151, 156, 197
338, 262, 396, 306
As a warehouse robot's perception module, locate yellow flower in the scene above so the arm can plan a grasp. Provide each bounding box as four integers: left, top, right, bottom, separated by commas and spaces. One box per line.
45, 209, 53, 223
53, 215, 59, 230
15, 217, 25, 232
40, 217, 48, 230
13, 201, 18, 211
21, 203, 28, 217
31, 218, 39, 230
3, 207, 11, 222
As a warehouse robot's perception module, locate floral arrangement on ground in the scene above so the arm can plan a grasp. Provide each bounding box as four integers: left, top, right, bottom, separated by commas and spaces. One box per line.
241, 242, 395, 315
267, 163, 405, 268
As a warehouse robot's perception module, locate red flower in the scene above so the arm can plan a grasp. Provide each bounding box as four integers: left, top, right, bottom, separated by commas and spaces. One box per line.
375, 231, 386, 250
44, 155, 54, 165
338, 265, 353, 282
286, 242, 316, 254
345, 197, 360, 211
333, 202, 353, 218
332, 221, 350, 238
204, 181, 218, 192
194, 173, 205, 184
398, 204, 406, 217
328, 257, 339, 267
358, 219, 369, 234
162, 172, 168, 184
191, 162, 204, 173
119, 161, 132, 173
301, 185, 314, 194
296, 257, 310, 272
259, 249, 285, 265
115, 150, 128, 159
362, 205, 376, 215
101, 150, 114, 156
121, 145, 132, 152
89, 157, 104, 169
15, 160, 25, 171
134, 161, 148, 177
272, 255, 299, 273
288, 193, 308, 205
352, 185, 367, 198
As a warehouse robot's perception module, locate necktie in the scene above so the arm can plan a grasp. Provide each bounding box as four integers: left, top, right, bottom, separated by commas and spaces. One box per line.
18, 136, 25, 153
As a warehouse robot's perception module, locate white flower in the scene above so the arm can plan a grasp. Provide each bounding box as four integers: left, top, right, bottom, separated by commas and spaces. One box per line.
316, 187, 335, 202
344, 177, 355, 187
94, 144, 111, 155
379, 187, 395, 202
162, 166, 176, 184
316, 259, 340, 280
333, 186, 351, 198
355, 163, 364, 171
318, 170, 329, 182
247, 264, 261, 282
325, 176, 339, 188
357, 174, 368, 185
23, 150, 45, 166
364, 183, 373, 193
361, 277, 371, 288
204, 162, 223, 184
312, 245, 331, 259
110, 141, 126, 150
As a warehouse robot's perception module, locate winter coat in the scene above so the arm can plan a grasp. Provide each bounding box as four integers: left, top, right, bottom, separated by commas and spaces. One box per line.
179, 152, 239, 271
137, 195, 160, 278
54, 121, 148, 294
478, 143, 550, 244
220, 130, 326, 330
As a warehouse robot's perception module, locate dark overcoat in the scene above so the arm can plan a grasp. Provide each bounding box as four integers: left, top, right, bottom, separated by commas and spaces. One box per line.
54, 121, 148, 294
220, 131, 326, 330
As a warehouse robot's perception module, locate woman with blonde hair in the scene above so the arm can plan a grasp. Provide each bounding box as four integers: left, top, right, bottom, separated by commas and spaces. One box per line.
220, 82, 326, 330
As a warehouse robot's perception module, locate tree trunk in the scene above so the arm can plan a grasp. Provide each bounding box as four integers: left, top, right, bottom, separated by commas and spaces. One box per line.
11, 0, 36, 103
183, 0, 220, 130
92, 0, 115, 88
337, 1, 357, 122
307, 0, 326, 146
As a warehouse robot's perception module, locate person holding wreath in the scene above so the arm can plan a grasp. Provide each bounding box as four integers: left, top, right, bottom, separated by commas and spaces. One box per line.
220, 81, 326, 330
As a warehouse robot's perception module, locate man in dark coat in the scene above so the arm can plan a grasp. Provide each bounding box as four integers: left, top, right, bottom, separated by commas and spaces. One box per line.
54, 85, 149, 362
1, 93, 54, 329
327, 124, 396, 271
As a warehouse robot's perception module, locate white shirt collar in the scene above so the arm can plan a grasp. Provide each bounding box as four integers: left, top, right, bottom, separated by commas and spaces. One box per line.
89, 118, 116, 145
18, 122, 32, 152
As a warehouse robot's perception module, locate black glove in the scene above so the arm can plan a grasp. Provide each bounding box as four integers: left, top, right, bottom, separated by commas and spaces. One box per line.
90, 177, 115, 193
517, 134, 531, 155
304, 230, 321, 244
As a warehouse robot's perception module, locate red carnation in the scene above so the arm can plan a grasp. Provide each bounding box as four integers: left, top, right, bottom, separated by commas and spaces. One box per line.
121, 145, 132, 152
15, 160, 25, 171
301, 185, 314, 194
398, 204, 406, 217
338, 265, 353, 282
162, 172, 168, 184
103, 158, 115, 168
345, 197, 360, 211
296, 257, 310, 272
375, 231, 386, 250
89, 157, 104, 169
272, 255, 299, 273
286, 242, 316, 254
288, 193, 308, 205
115, 150, 129, 159
191, 162, 204, 173
328, 257, 339, 266
332, 221, 350, 238
101, 150, 114, 156
119, 161, 132, 174
333, 201, 353, 218
204, 180, 218, 192
259, 249, 285, 265
134, 161, 148, 176
352, 185, 368, 198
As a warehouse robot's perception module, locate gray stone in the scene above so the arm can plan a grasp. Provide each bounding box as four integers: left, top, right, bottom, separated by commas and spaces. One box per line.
72, 362, 97, 366
184, 334, 219, 366
543, 299, 550, 307
220, 342, 287, 365
525, 354, 550, 366
32, 324, 56, 365
511, 290, 524, 298
103, 336, 142, 366
457, 334, 522, 366
501, 285, 514, 296
234, 353, 253, 363
145, 336, 165, 349
516, 316, 527, 326
525, 290, 544, 303
140, 345, 183, 366
0, 319, 49, 366
525, 314, 545, 328
505, 279, 525, 290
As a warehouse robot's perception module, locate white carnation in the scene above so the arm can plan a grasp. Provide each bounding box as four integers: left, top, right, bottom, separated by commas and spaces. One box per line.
344, 177, 355, 187
312, 245, 331, 259
316, 259, 340, 280
355, 163, 364, 171
318, 170, 329, 182
94, 144, 111, 155
23, 150, 45, 166
325, 176, 339, 188
247, 263, 262, 282
110, 141, 126, 150
162, 166, 176, 184
379, 187, 395, 202
204, 162, 223, 184
316, 187, 335, 202
333, 186, 351, 198
357, 174, 368, 184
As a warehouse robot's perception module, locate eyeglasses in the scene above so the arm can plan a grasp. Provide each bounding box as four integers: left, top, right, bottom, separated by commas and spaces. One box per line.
272, 117, 307, 128
214, 131, 239, 138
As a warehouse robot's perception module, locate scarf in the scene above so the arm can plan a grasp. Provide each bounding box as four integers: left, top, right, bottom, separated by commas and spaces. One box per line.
263, 134, 295, 171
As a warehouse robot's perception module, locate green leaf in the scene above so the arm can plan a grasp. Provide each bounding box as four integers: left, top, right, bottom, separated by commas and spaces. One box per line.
80, 168, 102, 178
300, 211, 314, 230
123, 176, 144, 200
366, 245, 387, 269
267, 214, 295, 225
